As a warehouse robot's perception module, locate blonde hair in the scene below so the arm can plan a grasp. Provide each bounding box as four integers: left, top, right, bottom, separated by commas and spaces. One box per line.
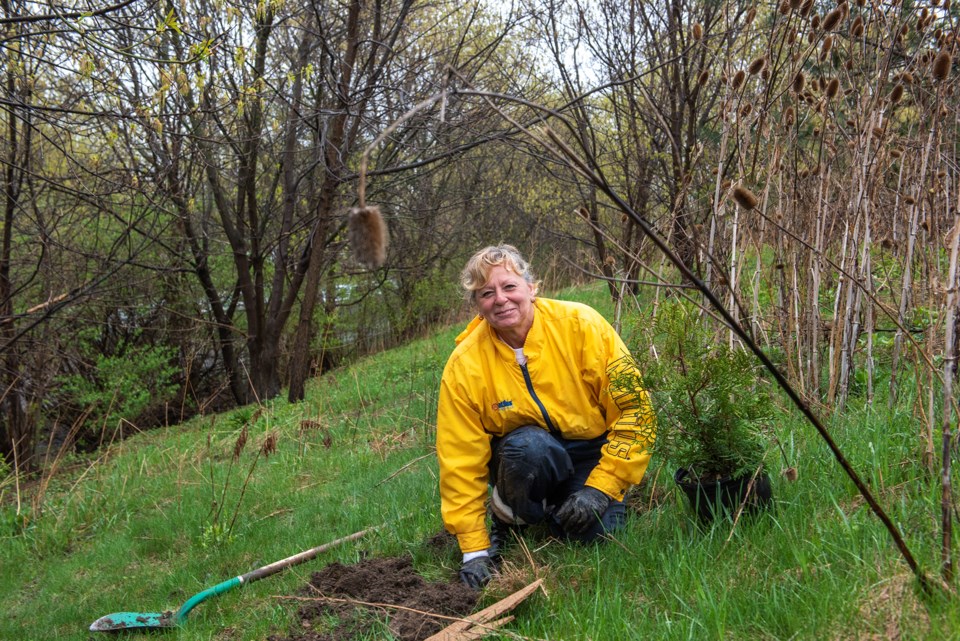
460, 244, 540, 303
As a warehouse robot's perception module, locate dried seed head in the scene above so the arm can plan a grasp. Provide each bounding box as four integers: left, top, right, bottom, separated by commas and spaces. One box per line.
826, 77, 840, 98
799, 168, 809, 179
946, 0, 952, 10
732, 69, 746, 89
783, 467, 799, 482
822, 8, 843, 31
808, 26, 818, 41
621, 214, 629, 223
790, 0, 802, 8
872, 126, 885, 137
846, 118, 856, 127
348, 205, 388, 268
784, 106, 795, 127
813, 127, 821, 136
787, 30, 797, 44
889, 83, 904, 103
604, 255, 616, 266
698, 70, 709, 85
261, 432, 277, 458
792, 71, 806, 93
733, 185, 759, 209
800, 0, 814, 17
905, 195, 916, 205
746, 8, 757, 25
890, 149, 902, 158
748, 57, 766, 75
933, 48, 952, 81
234, 425, 248, 461
810, 77, 820, 92
901, 71, 914, 84
822, 35, 833, 55
779, 0, 791, 14
851, 16, 863, 38
721, 179, 732, 190
741, 103, 753, 116
880, 237, 893, 249
762, 67, 771, 80
693, 23, 703, 40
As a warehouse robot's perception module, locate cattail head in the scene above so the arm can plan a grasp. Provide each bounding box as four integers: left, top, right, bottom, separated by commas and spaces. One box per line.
826, 77, 840, 98
733, 185, 759, 209
889, 83, 904, 103
748, 56, 766, 75
746, 8, 757, 25
933, 48, 952, 81
697, 69, 709, 85
348, 206, 388, 268
822, 7, 843, 31
692, 23, 703, 40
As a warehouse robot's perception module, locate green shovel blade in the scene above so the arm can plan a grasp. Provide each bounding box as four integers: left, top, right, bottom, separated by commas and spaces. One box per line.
89, 610, 178, 631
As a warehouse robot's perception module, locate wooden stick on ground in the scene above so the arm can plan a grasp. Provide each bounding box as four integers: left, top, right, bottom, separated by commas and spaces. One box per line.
424, 579, 544, 641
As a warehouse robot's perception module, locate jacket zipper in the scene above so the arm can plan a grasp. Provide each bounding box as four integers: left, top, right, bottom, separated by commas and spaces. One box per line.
519, 363, 557, 433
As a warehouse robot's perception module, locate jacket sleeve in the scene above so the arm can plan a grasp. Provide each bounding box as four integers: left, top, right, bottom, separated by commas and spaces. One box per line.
584, 319, 656, 501
436, 366, 492, 553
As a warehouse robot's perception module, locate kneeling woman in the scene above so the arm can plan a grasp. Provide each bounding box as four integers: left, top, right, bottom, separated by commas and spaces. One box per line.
436, 244, 656, 588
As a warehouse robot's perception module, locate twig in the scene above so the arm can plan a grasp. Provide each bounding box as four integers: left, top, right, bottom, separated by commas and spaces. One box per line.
375, 452, 433, 487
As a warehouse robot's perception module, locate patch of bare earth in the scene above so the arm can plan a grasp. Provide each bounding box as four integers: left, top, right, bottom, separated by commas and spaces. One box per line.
269, 556, 478, 641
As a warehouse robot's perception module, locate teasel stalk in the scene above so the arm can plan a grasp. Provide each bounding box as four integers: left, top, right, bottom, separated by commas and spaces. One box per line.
889, 123, 938, 410
940, 177, 959, 583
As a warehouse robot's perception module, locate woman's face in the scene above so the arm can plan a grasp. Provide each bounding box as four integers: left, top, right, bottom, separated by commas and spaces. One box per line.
476, 264, 536, 339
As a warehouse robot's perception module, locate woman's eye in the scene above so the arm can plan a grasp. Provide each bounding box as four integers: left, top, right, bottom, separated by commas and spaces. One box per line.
480, 291, 493, 298
504, 284, 515, 290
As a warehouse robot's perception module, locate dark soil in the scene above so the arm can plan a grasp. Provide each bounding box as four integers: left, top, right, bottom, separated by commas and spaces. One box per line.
269, 555, 478, 641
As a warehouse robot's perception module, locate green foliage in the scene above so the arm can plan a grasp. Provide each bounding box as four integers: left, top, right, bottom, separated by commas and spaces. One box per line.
56, 330, 179, 434
621, 302, 773, 479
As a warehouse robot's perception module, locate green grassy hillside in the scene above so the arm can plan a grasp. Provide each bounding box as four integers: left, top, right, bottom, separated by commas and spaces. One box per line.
1, 283, 957, 640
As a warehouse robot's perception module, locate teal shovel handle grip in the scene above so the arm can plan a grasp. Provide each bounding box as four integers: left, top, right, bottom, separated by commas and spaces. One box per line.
176, 576, 242, 623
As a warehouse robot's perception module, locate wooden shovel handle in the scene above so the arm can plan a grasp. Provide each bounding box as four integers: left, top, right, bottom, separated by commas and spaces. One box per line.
240, 527, 376, 584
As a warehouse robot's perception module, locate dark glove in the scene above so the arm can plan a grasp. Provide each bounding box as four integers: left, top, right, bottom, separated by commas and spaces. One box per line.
459, 555, 496, 589
555, 487, 610, 535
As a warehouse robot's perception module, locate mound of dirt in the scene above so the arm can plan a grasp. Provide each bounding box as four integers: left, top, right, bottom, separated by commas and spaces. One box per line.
270, 555, 478, 641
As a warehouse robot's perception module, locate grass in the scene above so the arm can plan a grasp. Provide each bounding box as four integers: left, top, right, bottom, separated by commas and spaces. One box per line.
2, 282, 959, 640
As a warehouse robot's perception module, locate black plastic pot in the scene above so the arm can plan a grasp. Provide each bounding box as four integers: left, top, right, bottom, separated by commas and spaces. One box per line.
674, 468, 773, 523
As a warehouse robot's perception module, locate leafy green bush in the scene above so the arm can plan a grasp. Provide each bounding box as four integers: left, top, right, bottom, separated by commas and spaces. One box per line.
57, 332, 179, 436
617, 302, 773, 480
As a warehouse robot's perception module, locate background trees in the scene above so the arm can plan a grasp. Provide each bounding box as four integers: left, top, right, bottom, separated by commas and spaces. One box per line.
3, 0, 960, 521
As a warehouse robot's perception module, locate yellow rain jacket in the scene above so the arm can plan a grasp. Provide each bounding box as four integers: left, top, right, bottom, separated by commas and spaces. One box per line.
437, 297, 655, 553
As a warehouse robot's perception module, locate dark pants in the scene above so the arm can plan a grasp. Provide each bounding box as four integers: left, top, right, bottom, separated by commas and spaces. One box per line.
490, 425, 625, 543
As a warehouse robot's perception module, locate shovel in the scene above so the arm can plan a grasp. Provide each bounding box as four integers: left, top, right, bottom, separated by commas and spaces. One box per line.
89, 527, 374, 632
